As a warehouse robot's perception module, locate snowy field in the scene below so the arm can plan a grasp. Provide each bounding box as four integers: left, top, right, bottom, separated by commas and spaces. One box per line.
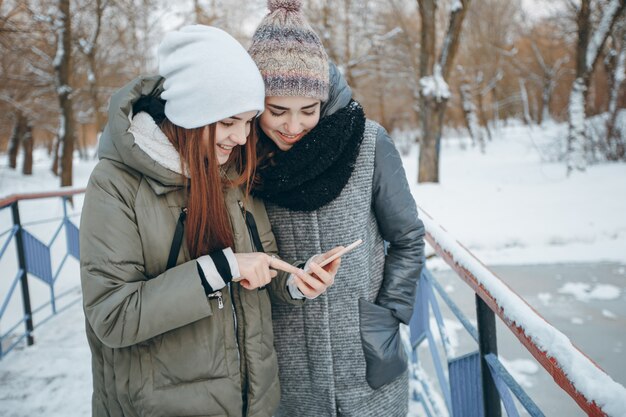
0, 119, 625, 416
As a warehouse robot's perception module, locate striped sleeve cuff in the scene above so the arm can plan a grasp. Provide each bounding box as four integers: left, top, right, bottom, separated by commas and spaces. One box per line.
222, 247, 240, 280
197, 248, 239, 294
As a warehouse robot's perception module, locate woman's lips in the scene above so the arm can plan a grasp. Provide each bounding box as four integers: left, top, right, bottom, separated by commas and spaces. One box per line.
276, 131, 304, 144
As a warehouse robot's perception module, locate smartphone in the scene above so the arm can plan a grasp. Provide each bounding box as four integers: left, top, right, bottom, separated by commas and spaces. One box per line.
317, 239, 363, 268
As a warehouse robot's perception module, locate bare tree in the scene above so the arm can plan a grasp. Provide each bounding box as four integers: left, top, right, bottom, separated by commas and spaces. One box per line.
417, 0, 471, 183
75, 0, 109, 141
52, 0, 77, 186
605, 19, 626, 160
566, 0, 625, 172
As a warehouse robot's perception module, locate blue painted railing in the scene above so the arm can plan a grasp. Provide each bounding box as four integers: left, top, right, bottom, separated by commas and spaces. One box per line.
410, 209, 625, 417
0, 189, 84, 359
409, 268, 544, 417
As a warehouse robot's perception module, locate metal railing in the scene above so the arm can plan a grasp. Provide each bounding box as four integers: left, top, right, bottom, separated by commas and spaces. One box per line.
0, 188, 85, 359
409, 208, 626, 417
1, 189, 625, 417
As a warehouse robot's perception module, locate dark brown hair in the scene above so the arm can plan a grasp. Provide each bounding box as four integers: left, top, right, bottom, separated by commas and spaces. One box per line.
160, 119, 257, 258
253, 132, 279, 189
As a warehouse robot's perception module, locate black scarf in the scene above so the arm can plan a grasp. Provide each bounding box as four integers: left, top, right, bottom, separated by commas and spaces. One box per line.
253, 100, 366, 211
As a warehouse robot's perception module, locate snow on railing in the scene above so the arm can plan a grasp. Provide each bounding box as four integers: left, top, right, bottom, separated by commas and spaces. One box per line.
418, 207, 626, 417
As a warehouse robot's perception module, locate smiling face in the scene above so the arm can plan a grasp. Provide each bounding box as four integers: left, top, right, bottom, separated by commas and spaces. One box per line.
204, 110, 258, 165
258, 96, 321, 151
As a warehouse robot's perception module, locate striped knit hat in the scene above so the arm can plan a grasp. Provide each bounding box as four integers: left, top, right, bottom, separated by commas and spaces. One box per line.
249, 0, 329, 101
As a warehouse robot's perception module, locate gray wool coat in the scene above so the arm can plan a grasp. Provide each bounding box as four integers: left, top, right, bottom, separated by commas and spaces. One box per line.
265, 64, 426, 417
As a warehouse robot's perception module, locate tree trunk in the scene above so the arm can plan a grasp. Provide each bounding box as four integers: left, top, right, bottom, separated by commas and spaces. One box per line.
417, 0, 438, 183
540, 78, 553, 125
342, 0, 354, 87
419, 98, 447, 183
417, 0, 471, 183
8, 111, 26, 169
519, 78, 532, 125
477, 91, 492, 142
51, 136, 60, 176
460, 83, 485, 151
606, 26, 626, 161
55, 0, 76, 187
22, 120, 33, 175
566, 0, 625, 172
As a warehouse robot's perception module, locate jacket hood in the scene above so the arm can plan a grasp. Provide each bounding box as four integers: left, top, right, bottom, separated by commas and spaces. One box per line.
98, 76, 186, 189
320, 61, 352, 119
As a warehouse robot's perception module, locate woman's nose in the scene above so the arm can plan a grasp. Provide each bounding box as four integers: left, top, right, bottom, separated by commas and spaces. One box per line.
230, 125, 248, 145
284, 117, 300, 134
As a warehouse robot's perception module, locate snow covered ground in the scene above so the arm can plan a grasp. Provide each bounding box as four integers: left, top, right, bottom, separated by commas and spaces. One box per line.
0, 119, 625, 416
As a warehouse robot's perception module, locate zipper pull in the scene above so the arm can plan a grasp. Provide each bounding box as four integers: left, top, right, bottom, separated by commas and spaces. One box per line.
208, 290, 224, 309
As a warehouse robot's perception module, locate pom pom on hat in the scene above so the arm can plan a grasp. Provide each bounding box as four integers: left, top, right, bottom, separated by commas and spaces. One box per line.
268, 0, 302, 12
249, 1, 329, 101
158, 25, 265, 129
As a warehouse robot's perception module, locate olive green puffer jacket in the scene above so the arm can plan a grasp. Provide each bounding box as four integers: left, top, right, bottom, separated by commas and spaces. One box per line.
80, 76, 300, 417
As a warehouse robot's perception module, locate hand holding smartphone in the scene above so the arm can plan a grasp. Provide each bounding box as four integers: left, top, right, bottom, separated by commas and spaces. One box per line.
317, 239, 363, 268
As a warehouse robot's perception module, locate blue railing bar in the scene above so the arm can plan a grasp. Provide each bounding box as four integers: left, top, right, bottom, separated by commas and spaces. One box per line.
425, 268, 479, 342
0, 224, 18, 240
484, 354, 545, 417
50, 286, 56, 314
47, 220, 65, 247
485, 358, 521, 417
32, 296, 82, 331
1, 313, 30, 339
410, 370, 436, 417
425, 277, 455, 360
0, 331, 30, 358
21, 215, 73, 228
29, 285, 81, 317
0, 270, 24, 317
0, 225, 18, 258
413, 388, 436, 417
412, 360, 449, 417
53, 253, 70, 283
426, 330, 453, 413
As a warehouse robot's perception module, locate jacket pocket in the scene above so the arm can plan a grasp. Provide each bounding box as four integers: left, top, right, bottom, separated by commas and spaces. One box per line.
358, 298, 408, 389
150, 312, 230, 390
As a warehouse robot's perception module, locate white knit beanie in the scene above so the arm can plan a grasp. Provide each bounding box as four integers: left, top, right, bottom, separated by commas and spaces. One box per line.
158, 25, 265, 129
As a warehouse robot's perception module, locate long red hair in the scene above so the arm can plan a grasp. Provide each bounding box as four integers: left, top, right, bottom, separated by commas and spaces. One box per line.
160, 119, 257, 258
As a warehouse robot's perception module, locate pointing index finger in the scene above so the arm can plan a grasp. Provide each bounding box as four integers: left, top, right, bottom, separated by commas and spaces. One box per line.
268, 255, 302, 275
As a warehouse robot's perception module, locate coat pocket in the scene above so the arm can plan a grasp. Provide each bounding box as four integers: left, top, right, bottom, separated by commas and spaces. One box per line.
358, 298, 408, 389
150, 313, 230, 390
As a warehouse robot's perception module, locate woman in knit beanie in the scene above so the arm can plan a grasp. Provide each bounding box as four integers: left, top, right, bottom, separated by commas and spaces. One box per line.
80, 24, 340, 417
249, 1, 426, 416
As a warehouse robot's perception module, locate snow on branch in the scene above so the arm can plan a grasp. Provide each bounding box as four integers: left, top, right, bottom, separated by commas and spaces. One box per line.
420, 64, 451, 101
586, 0, 624, 72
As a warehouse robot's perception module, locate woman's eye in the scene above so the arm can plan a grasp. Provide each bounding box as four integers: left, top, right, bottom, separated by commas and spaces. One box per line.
220, 121, 234, 127
270, 111, 285, 117
303, 111, 316, 116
